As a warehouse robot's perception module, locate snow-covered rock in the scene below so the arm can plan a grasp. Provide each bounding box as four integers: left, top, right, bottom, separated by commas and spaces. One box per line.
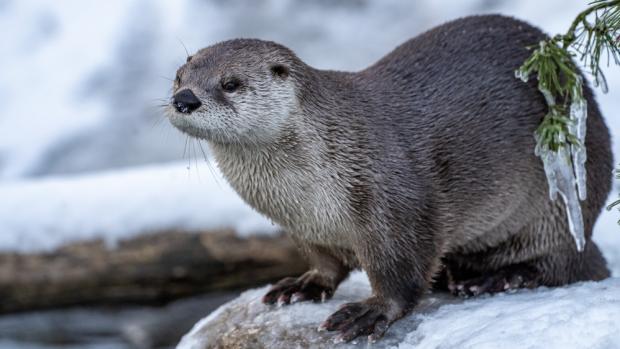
177, 272, 620, 349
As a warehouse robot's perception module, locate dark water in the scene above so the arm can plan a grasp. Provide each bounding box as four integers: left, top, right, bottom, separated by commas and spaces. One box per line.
0, 292, 237, 349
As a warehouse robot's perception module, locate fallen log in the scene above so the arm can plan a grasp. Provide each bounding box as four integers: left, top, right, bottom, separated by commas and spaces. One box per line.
0, 230, 306, 313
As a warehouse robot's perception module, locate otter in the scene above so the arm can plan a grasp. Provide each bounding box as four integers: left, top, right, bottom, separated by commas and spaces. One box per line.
166, 15, 612, 342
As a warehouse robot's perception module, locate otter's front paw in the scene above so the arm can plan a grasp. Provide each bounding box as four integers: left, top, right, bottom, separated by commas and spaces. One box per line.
262, 271, 335, 305
320, 297, 402, 343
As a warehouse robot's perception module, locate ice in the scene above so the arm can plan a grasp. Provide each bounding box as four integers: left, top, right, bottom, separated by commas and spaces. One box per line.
539, 86, 557, 106
534, 86, 588, 250
538, 146, 586, 251
570, 97, 588, 200
523, 51, 589, 250
533, 77, 587, 251
514, 67, 530, 82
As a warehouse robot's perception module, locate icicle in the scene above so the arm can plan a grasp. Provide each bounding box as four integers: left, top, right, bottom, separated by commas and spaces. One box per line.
515, 68, 529, 83
539, 88, 556, 106
534, 136, 547, 158
538, 146, 586, 251
569, 97, 588, 201
517, 39, 588, 252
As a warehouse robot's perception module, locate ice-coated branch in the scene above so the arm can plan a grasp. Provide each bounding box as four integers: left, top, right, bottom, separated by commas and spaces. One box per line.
516, 0, 620, 251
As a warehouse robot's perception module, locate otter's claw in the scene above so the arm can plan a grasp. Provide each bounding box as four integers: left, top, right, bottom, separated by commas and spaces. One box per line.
321, 301, 391, 342
450, 265, 540, 297
262, 273, 335, 305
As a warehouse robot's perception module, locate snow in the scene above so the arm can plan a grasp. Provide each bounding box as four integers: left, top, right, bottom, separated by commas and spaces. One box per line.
177, 272, 620, 349
0, 161, 277, 252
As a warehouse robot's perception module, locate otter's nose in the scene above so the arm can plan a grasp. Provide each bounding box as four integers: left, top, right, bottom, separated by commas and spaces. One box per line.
173, 89, 202, 114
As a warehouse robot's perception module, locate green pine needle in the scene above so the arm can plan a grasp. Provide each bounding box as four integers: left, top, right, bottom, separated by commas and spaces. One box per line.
516, 39, 584, 152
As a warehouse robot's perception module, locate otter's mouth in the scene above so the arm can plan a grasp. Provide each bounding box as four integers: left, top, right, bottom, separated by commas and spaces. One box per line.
166, 108, 209, 140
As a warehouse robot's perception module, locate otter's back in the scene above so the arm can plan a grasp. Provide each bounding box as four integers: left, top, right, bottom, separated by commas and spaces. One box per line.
357, 15, 612, 240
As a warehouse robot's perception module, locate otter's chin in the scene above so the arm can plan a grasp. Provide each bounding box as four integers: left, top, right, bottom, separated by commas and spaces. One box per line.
167, 113, 210, 141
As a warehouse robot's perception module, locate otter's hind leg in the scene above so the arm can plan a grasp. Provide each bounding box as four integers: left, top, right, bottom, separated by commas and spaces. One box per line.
448, 241, 609, 297
533, 239, 609, 284
446, 216, 610, 297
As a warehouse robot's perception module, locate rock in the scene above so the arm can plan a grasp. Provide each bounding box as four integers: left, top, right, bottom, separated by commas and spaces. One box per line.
0, 230, 306, 313
178, 272, 620, 349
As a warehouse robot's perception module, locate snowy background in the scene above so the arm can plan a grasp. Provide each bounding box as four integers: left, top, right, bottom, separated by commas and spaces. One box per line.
1, 0, 619, 255
0, 0, 619, 348
1, 0, 620, 253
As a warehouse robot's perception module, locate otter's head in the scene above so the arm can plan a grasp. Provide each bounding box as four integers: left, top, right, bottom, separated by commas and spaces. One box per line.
167, 39, 300, 145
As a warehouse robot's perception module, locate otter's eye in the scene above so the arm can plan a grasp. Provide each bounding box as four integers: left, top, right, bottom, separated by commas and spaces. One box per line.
174, 74, 181, 88
222, 79, 240, 93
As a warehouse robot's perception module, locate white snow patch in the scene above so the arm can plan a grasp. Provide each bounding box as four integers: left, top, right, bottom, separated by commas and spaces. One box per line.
0, 162, 277, 252
404, 278, 620, 349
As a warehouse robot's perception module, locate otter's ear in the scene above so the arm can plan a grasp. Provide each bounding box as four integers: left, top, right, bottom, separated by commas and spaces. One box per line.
270, 64, 289, 79
186, 55, 193, 63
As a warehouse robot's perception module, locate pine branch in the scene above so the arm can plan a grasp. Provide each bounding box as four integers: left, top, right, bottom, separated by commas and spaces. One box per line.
516, 0, 620, 244
517, 0, 620, 154
565, 0, 620, 90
